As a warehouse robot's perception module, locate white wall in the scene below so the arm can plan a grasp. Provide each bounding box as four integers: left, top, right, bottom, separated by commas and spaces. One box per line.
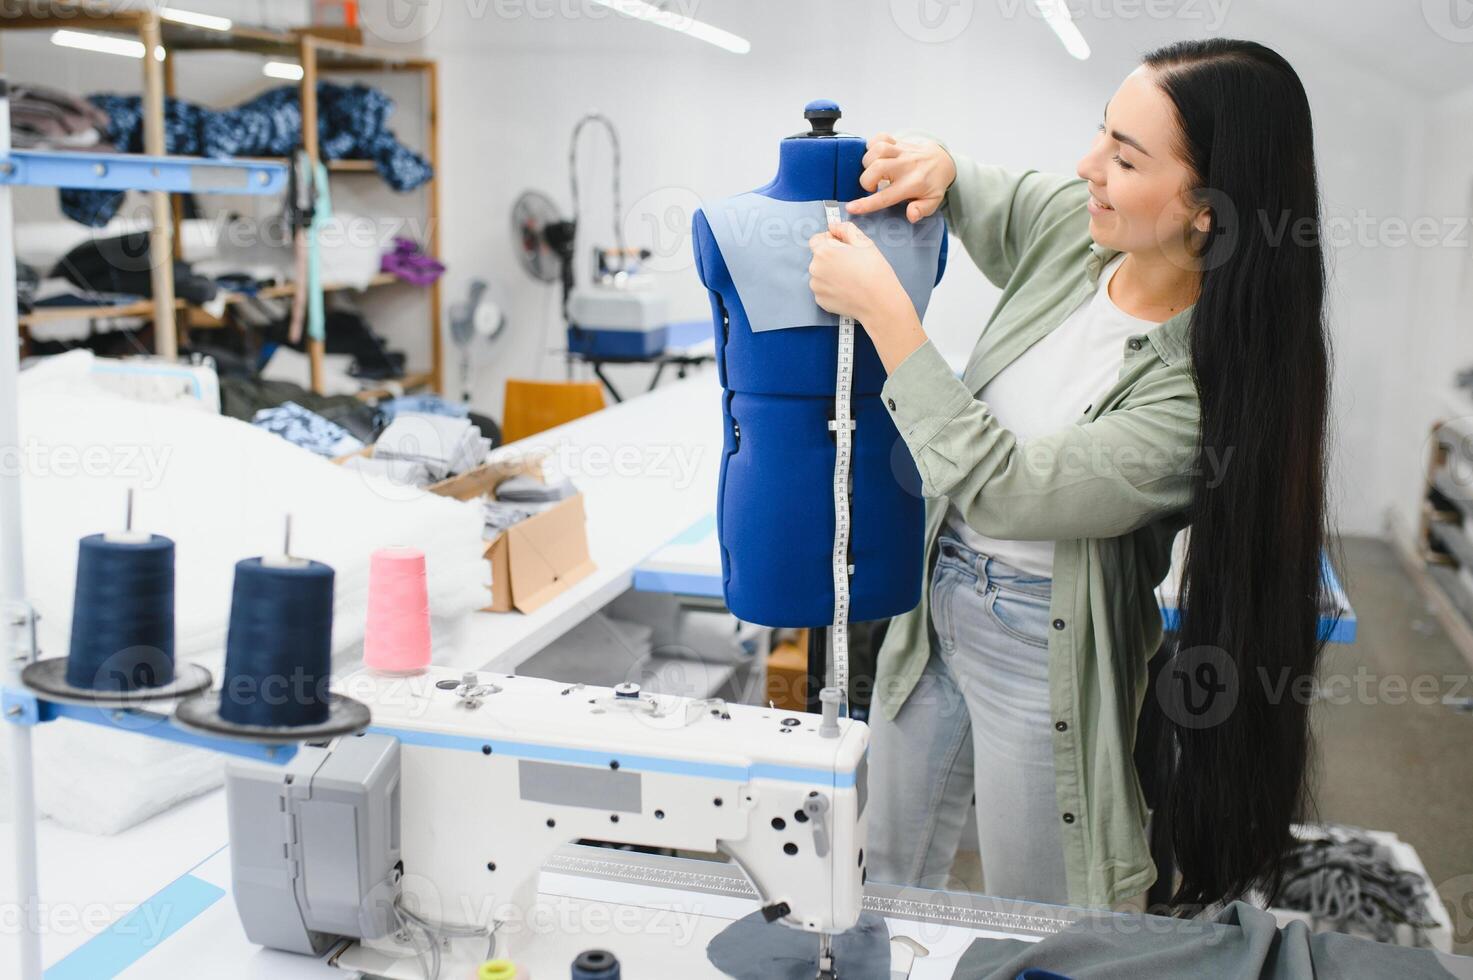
0, 1, 1449, 537
1388, 83, 1473, 540
426, 0, 1429, 536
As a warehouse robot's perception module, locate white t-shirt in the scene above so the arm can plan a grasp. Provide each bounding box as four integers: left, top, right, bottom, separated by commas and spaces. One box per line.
944, 254, 1161, 577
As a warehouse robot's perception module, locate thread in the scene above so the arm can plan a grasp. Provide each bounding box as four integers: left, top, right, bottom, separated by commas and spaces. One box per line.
571, 950, 619, 980
477, 961, 523, 980
364, 546, 431, 674
220, 557, 334, 727
66, 533, 175, 692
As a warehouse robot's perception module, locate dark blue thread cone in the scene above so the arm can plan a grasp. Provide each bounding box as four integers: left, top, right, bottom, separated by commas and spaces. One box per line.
66, 534, 176, 692
220, 557, 334, 727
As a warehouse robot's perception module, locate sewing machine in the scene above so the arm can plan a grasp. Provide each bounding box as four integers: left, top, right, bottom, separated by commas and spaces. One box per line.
224, 666, 869, 979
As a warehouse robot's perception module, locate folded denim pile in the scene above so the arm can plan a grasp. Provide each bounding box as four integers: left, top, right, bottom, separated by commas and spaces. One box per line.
375, 392, 468, 425
374, 413, 489, 482
64, 83, 433, 226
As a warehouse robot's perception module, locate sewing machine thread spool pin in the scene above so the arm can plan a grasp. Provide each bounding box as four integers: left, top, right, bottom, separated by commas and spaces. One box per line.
818, 687, 841, 738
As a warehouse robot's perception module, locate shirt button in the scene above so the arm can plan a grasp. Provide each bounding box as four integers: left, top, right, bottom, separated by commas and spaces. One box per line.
1052, 619, 1066, 631
1128, 338, 1143, 351
1062, 812, 1076, 824
1055, 721, 1068, 732
886, 397, 896, 411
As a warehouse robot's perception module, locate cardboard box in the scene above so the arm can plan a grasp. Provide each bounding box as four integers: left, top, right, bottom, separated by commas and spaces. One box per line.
341, 449, 595, 614
430, 455, 595, 614
766, 634, 809, 712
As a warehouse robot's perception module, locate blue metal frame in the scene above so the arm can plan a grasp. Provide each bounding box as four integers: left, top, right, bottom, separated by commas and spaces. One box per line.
1, 686, 297, 765
0, 149, 287, 195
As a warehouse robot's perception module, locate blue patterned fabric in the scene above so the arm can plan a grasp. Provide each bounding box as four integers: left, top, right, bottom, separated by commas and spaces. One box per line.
252, 401, 364, 457
61, 83, 433, 226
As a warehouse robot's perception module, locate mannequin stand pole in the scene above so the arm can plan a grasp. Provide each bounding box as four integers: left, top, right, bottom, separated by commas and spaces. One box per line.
806, 626, 827, 714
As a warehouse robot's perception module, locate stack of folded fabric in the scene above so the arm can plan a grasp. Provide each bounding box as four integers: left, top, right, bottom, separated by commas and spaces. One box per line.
375, 413, 489, 482
9, 84, 112, 151
482, 474, 577, 537
340, 453, 430, 487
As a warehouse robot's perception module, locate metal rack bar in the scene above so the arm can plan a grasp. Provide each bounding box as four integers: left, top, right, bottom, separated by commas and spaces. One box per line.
1, 690, 300, 765
0, 148, 287, 194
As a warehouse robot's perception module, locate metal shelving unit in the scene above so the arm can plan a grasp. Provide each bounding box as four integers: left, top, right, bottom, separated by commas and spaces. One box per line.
0, 3, 443, 395
0, 114, 293, 980
1411, 419, 1473, 667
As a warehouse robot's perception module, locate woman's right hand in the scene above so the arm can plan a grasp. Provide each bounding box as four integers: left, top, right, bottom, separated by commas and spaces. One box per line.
845, 133, 957, 224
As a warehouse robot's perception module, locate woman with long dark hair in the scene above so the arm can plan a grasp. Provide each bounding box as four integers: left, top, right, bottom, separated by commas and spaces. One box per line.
806, 38, 1330, 910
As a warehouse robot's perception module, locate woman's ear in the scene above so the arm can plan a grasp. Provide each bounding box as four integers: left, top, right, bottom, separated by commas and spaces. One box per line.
1192, 206, 1213, 235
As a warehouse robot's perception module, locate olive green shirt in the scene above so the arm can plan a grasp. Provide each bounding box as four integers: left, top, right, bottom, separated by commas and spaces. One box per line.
875, 148, 1200, 909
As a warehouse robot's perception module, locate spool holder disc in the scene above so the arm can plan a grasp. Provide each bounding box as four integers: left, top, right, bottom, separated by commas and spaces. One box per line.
20, 658, 213, 708
172, 691, 371, 745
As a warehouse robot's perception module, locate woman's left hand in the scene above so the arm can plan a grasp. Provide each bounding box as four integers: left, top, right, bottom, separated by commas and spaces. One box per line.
808, 221, 927, 372
807, 221, 905, 322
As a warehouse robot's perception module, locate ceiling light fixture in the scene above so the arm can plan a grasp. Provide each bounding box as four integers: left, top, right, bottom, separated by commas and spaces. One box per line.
588, 0, 750, 55
50, 29, 164, 60
1034, 0, 1090, 60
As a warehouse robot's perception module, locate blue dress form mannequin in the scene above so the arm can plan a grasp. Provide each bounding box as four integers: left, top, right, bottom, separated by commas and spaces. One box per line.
692, 101, 946, 627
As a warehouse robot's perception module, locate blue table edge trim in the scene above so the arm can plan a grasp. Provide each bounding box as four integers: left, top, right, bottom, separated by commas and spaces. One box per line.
632, 516, 1358, 644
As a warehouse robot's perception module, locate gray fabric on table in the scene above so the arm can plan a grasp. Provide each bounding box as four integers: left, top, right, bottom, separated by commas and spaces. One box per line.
706, 910, 890, 980
494, 474, 577, 503
341, 453, 430, 487
481, 498, 556, 535
1275, 824, 1440, 945
951, 899, 1468, 980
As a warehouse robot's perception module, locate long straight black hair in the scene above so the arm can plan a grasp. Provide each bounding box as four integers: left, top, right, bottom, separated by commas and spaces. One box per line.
1142, 39, 1332, 909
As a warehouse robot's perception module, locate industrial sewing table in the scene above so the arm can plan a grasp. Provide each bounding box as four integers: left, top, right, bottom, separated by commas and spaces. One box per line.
10, 785, 1085, 978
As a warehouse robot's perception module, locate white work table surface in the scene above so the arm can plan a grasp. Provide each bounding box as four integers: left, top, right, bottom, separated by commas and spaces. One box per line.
0, 786, 1074, 978
443, 363, 1354, 669
448, 369, 724, 672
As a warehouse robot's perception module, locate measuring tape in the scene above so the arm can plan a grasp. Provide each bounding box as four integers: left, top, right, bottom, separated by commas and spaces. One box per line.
822, 201, 854, 714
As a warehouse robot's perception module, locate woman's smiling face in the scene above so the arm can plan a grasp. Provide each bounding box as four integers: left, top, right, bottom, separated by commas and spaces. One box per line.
1076, 66, 1210, 257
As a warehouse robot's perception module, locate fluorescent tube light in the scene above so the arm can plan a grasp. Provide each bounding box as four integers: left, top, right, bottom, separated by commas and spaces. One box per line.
263, 61, 305, 81
160, 8, 233, 31
1034, 0, 1090, 60
589, 0, 750, 54
51, 29, 164, 60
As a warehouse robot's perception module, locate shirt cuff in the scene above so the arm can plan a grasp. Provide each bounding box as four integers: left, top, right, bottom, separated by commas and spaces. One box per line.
880, 338, 975, 454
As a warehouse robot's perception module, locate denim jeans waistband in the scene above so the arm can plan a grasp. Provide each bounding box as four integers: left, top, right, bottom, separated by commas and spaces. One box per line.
936, 532, 1053, 598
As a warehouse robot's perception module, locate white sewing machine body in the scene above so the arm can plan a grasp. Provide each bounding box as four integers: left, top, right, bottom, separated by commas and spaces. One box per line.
309, 666, 869, 969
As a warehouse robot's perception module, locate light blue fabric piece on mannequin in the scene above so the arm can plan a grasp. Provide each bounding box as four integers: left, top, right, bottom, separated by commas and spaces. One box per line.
703, 193, 944, 333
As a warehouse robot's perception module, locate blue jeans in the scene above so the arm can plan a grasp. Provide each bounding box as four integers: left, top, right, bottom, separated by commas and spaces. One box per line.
867, 533, 1070, 904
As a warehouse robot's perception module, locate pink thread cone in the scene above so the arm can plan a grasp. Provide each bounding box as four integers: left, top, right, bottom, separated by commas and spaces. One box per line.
364, 546, 431, 674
